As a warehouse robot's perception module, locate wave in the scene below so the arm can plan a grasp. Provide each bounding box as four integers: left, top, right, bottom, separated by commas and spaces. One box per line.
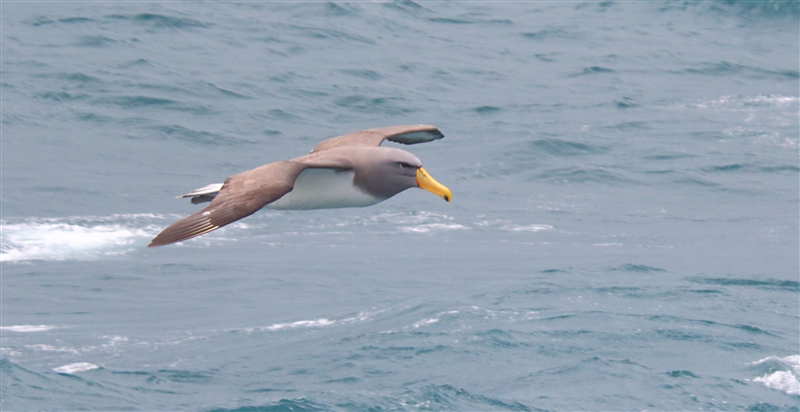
0, 325, 57, 332
1, 211, 554, 261
53, 362, 100, 374
751, 355, 800, 395
1, 214, 163, 262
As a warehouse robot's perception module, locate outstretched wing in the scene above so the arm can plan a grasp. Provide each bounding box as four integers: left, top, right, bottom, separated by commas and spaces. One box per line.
148, 161, 308, 247
311, 124, 443, 153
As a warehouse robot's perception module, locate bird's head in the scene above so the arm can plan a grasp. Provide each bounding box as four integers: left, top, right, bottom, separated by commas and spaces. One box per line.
353, 147, 452, 202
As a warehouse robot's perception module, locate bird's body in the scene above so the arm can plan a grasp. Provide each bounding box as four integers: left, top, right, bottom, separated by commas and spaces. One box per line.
266, 168, 378, 210
149, 125, 451, 247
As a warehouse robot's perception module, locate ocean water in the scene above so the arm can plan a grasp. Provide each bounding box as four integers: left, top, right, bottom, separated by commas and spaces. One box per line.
1, 1, 798, 410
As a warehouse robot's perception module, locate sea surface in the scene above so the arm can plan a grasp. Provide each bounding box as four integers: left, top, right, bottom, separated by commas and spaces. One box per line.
1, 1, 798, 411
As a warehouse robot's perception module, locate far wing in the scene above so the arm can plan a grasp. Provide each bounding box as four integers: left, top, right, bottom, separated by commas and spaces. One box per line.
148, 160, 307, 247
311, 124, 443, 153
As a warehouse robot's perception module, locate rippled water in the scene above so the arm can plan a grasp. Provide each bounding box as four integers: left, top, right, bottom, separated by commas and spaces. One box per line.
2, 1, 798, 410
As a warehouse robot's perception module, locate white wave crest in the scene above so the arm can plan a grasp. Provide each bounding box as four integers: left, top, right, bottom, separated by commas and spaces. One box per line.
401, 223, 469, 233
752, 355, 800, 395
266, 318, 335, 331
0, 325, 56, 332
53, 362, 99, 374
1, 214, 164, 262
501, 224, 553, 232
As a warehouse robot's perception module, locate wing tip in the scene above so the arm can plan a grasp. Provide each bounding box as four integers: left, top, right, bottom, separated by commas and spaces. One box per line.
147, 216, 220, 248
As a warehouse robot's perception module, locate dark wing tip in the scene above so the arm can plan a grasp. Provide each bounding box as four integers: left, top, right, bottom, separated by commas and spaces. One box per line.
387, 126, 445, 145
147, 211, 220, 248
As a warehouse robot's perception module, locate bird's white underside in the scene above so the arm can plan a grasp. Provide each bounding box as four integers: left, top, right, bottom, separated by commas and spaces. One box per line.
266, 168, 381, 210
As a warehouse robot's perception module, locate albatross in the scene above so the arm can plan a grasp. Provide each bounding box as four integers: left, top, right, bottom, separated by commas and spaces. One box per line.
148, 124, 452, 247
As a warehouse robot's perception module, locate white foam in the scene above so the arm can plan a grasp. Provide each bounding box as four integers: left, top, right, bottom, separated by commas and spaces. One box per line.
53, 362, 99, 374
25, 344, 79, 354
401, 223, 469, 233
502, 224, 553, 232
412, 318, 439, 328
265, 318, 335, 331
752, 355, 800, 395
1, 214, 163, 262
0, 325, 56, 332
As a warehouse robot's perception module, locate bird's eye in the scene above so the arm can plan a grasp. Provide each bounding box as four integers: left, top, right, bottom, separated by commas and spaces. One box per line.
399, 162, 411, 168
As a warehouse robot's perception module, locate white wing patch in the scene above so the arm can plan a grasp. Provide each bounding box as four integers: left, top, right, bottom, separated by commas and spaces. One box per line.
266, 168, 381, 210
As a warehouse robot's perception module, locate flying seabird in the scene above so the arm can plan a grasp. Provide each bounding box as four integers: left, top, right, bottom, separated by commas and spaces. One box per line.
148, 124, 452, 247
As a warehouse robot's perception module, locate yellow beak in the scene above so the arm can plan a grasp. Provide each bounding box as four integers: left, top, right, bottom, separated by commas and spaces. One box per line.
415, 167, 452, 203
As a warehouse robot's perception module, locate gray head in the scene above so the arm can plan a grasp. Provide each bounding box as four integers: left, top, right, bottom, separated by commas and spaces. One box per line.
349, 147, 451, 202
350, 147, 421, 199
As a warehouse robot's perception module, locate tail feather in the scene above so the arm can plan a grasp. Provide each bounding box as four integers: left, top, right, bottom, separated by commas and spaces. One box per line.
177, 183, 224, 204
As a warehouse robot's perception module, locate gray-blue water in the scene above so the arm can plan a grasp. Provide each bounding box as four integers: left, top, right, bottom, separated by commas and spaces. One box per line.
2, 1, 798, 410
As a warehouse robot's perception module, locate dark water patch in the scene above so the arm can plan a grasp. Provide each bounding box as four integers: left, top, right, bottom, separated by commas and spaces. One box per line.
325, 377, 360, 384
474, 329, 526, 348
207, 398, 328, 412
686, 276, 799, 292
734, 324, 777, 336
269, 72, 300, 84
534, 53, 557, 62
525, 138, 607, 157
153, 125, 251, 147
118, 59, 156, 69
603, 121, 650, 131
335, 95, 415, 115
595, 286, 646, 294
671, 176, 720, 188
522, 28, 577, 40
574, 66, 616, 76
37, 91, 89, 102
705, 164, 747, 172
428, 17, 472, 24
408, 384, 535, 411
512, 284, 570, 296
29, 16, 57, 26
720, 0, 800, 17
655, 329, 706, 341
58, 17, 95, 24
666, 370, 699, 378
643, 152, 698, 161
323, 2, 356, 17
58, 72, 101, 83
106, 13, 209, 29
339, 69, 381, 81
642, 169, 675, 175
539, 314, 578, 323
614, 97, 639, 109
610, 264, 667, 273
106, 95, 178, 108
263, 109, 303, 121
747, 403, 800, 412
204, 82, 252, 99
537, 167, 636, 186
541, 268, 569, 274
75, 35, 118, 48
359, 345, 427, 361
685, 61, 744, 75
296, 26, 375, 44
688, 289, 724, 294
684, 62, 798, 79
473, 105, 501, 114
760, 165, 800, 173
292, 89, 329, 99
